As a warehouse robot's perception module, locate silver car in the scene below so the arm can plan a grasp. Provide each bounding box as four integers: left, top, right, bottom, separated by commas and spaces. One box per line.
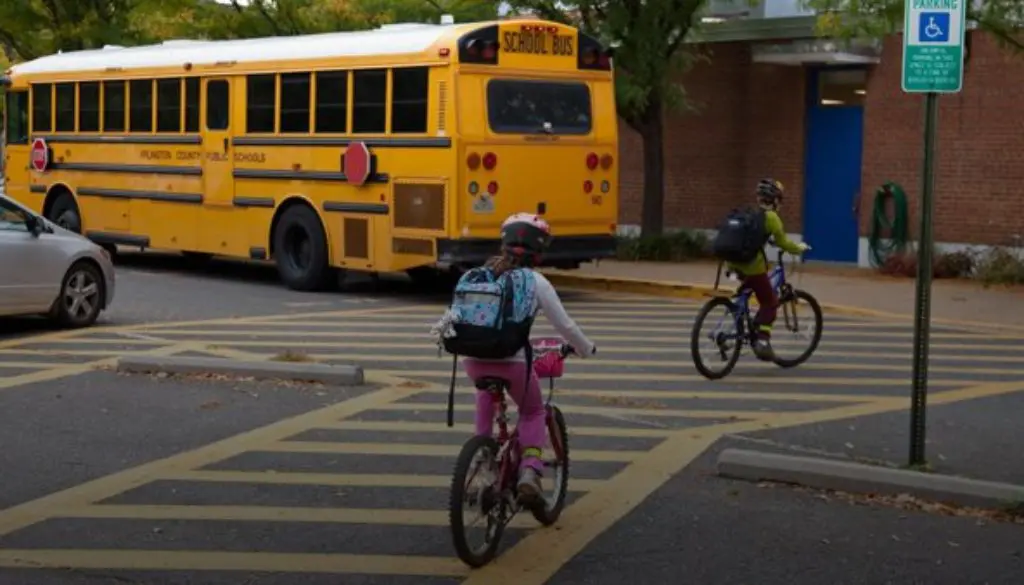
0, 193, 116, 328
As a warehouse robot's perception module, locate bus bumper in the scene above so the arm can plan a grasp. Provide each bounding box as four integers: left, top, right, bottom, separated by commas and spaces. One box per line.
436, 235, 617, 269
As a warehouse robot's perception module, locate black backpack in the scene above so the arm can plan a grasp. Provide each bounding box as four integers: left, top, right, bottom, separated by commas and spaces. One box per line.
711, 207, 767, 264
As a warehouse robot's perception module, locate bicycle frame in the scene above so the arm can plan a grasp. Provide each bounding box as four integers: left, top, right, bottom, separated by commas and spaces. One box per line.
487, 348, 567, 506
709, 249, 799, 346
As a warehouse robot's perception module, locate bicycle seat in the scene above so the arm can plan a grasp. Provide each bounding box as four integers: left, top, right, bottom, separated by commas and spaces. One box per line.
474, 376, 509, 392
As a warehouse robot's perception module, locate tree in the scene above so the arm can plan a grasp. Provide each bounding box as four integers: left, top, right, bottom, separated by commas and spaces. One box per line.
0, 0, 197, 61
507, 0, 706, 236
186, 0, 497, 39
805, 0, 1024, 50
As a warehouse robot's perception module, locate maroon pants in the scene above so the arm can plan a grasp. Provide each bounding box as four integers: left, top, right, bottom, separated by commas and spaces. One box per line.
741, 273, 778, 339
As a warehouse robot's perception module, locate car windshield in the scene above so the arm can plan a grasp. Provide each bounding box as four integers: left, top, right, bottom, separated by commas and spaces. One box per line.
0, 198, 28, 230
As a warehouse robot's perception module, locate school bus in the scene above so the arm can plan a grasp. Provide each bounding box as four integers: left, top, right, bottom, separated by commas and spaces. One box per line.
1, 18, 619, 291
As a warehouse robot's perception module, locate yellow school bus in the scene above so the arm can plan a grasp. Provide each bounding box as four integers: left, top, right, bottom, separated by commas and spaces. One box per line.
2, 19, 619, 291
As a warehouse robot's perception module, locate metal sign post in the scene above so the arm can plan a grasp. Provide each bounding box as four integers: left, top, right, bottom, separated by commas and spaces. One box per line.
901, 0, 966, 466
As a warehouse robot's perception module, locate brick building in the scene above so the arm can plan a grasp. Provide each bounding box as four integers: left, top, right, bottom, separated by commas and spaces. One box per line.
617, 13, 1024, 266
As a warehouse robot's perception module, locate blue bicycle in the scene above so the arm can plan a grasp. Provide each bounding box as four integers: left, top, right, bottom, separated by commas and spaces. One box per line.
690, 249, 823, 380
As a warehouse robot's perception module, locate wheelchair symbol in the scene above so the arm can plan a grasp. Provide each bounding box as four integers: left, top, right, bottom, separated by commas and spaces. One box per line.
918, 12, 950, 43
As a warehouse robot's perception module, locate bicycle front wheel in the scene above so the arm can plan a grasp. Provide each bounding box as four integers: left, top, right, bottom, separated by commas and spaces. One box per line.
531, 404, 569, 526
449, 435, 503, 568
772, 289, 823, 368
691, 296, 743, 380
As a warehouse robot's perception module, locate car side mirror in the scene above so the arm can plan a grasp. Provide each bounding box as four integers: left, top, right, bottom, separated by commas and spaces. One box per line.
23, 213, 43, 237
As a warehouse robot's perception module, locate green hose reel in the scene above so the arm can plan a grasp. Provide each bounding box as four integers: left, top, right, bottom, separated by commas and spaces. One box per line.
868, 181, 910, 267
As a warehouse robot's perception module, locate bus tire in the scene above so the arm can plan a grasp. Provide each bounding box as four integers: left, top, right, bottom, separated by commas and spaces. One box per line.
48, 192, 82, 234
272, 204, 332, 292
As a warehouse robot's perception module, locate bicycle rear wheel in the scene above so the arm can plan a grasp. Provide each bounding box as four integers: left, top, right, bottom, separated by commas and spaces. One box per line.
691, 296, 743, 380
772, 289, 823, 368
449, 435, 504, 568
531, 405, 569, 526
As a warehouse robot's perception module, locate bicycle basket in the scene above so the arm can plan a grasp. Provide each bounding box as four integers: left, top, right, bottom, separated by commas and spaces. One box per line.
531, 336, 565, 379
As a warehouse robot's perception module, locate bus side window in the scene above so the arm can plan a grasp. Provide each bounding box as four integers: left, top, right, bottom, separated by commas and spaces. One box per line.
352, 69, 386, 134
391, 67, 428, 134
5, 91, 29, 144
206, 80, 230, 131
103, 81, 126, 132
185, 78, 200, 133
79, 82, 101, 132
130, 79, 154, 132
156, 78, 182, 133
280, 72, 311, 133
55, 83, 76, 132
246, 74, 275, 133
31, 83, 53, 133
314, 71, 348, 133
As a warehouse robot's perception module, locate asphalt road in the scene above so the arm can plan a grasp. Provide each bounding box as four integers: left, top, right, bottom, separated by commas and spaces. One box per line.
0, 251, 1022, 584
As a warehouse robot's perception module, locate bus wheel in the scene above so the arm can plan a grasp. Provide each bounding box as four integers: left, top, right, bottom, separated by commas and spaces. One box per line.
273, 205, 331, 291
48, 193, 82, 234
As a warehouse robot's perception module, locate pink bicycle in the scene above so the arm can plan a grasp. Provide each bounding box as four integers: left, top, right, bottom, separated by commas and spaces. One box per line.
448, 337, 572, 568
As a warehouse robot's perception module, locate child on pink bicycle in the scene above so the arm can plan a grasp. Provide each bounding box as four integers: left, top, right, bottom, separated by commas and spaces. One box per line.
432, 212, 597, 501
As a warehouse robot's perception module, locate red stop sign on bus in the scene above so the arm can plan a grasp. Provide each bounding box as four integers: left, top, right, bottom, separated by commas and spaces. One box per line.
344, 141, 372, 186
30, 138, 50, 172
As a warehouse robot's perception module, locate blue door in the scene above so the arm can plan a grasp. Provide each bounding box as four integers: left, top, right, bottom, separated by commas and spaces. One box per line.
802, 68, 865, 263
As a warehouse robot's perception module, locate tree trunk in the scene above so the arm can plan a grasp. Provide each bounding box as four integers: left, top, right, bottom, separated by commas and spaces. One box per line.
638, 97, 665, 237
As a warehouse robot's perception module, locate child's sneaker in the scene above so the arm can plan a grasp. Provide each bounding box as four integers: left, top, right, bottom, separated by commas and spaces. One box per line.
752, 338, 775, 361
517, 467, 543, 501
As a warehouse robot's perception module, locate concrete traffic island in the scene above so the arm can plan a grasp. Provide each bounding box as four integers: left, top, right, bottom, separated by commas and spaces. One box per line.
116, 355, 365, 386
716, 448, 1024, 511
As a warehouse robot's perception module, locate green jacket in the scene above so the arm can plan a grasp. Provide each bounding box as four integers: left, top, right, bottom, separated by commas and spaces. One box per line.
727, 209, 803, 276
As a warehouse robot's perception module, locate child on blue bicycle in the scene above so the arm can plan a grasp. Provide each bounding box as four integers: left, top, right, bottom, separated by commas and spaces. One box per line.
711, 179, 810, 361
431, 212, 597, 500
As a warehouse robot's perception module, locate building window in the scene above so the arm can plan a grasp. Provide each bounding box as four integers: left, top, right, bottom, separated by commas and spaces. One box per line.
156, 78, 182, 132
352, 69, 386, 134
103, 81, 126, 132
315, 71, 348, 133
246, 74, 276, 133
55, 83, 76, 132
391, 67, 429, 134
5, 91, 29, 144
31, 84, 52, 133
78, 82, 100, 132
185, 78, 200, 132
818, 69, 867, 107
206, 79, 230, 130
279, 72, 311, 133
129, 79, 153, 132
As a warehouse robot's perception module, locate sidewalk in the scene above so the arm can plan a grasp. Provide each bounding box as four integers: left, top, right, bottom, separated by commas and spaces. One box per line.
544, 260, 1024, 328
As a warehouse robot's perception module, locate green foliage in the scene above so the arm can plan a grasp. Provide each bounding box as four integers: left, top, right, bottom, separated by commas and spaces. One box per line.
505, 0, 706, 126
974, 246, 1024, 286
805, 0, 1024, 50
0, 0, 496, 60
616, 230, 711, 262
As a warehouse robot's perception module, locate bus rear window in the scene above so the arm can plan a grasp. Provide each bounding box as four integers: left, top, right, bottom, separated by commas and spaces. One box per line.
486, 79, 591, 135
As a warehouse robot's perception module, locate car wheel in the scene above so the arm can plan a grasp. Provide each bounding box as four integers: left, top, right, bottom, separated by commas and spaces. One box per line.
53, 261, 105, 328
49, 193, 82, 234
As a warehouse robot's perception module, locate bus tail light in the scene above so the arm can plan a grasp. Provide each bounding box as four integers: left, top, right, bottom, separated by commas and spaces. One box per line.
585, 152, 599, 170
483, 152, 497, 170
487, 181, 499, 195
467, 152, 481, 170
583, 180, 594, 194
578, 33, 612, 71
600, 154, 614, 169
458, 25, 500, 65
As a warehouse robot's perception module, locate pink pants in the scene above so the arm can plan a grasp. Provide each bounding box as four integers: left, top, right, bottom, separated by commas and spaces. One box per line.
463, 358, 546, 473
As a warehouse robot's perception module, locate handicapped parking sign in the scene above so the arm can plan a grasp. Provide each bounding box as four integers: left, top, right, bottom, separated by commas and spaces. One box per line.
918, 12, 950, 43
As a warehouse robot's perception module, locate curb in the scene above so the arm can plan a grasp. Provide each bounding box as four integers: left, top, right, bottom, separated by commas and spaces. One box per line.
117, 355, 365, 386
716, 448, 1024, 510
543, 272, 888, 318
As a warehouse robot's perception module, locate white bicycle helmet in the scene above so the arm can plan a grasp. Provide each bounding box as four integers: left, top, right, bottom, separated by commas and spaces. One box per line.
500, 212, 552, 258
